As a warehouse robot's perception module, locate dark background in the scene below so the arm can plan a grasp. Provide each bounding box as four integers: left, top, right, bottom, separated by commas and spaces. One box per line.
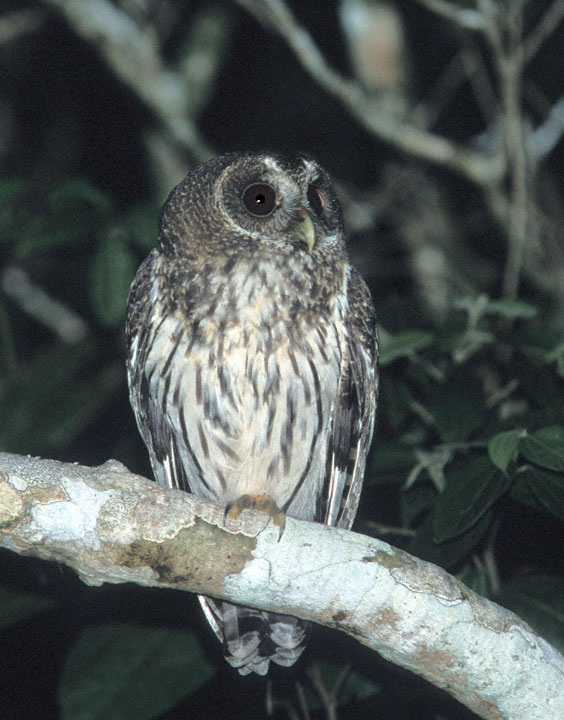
1, 1, 564, 718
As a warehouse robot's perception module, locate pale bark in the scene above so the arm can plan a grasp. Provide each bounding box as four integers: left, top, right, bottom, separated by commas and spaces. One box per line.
1, 451, 563, 719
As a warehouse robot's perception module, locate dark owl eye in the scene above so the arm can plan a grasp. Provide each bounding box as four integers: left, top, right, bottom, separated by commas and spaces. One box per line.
242, 183, 277, 216
307, 183, 325, 216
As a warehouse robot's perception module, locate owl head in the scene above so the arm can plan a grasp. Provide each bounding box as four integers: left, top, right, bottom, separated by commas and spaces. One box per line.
157, 152, 346, 259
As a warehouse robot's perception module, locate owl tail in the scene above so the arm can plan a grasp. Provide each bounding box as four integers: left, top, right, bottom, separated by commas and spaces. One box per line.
198, 595, 309, 675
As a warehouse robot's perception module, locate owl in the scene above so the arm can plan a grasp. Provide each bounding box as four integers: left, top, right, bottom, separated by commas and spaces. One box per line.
126, 152, 378, 675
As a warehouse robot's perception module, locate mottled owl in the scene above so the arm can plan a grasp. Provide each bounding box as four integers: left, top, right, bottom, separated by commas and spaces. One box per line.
126, 151, 378, 676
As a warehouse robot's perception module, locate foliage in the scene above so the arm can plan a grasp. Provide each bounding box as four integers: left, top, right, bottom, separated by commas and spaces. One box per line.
58, 624, 215, 720
0, 177, 158, 462
369, 300, 564, 592
1, 0, 564, 718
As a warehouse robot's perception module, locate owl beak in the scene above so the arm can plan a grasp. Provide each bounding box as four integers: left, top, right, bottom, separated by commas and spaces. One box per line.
294, 206, 316, 252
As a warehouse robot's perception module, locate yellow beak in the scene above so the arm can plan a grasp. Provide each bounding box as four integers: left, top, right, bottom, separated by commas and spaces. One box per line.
293, 207, 315, 252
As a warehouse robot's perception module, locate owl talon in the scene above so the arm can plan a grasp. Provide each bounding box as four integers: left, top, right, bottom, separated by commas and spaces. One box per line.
224, 494, 286, 540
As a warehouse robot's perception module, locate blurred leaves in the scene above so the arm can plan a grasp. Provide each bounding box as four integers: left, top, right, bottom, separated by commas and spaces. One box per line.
14, 178, 113, 256
0, 176, 158, 459
488, 430, 522, 474
372, 293, 564, 657
521, 467, 564, 524
0, 587, 54, 629
1, 0, 564, 714
2, 178, 564, 716
520, 426, 564, 471
0, 341, 96, 454
429, 368, 487, 443
408, 507, 493, 569
379, 329, 433, 365
88, 231, 137, 327
283, 660, 381, 714
453, 296, 538, 322
0, 178, 28, 242
433, 457, 511, 542
496, 575, 564, 654
58, 624, 215, 720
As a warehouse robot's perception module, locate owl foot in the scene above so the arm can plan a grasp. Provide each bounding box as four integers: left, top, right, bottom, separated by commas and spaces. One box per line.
224, 494, 285, 540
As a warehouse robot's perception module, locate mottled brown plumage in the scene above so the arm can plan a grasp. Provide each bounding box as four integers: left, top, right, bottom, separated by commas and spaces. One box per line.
126, 152, 378, 675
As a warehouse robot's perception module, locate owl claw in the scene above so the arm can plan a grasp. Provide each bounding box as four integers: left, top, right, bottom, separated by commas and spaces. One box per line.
224, 494, 286, 540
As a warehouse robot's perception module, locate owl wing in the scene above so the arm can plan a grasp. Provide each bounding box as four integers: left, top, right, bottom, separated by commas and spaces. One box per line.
126, 251, 192, 494
321, 266, 378, 529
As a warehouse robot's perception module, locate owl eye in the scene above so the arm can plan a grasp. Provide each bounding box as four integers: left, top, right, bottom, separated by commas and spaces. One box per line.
242, 183, 277, 217
307, 183, 325, 216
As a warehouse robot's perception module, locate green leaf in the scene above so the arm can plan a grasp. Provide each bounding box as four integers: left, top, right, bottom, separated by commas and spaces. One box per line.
46, 363, 123, 447
524, 466, 564, 523
488, 430, 523, 474
496, 574, 564, 653
429, 370, 486, 443
17, 217, 84, 254
433, 456, 511, 542
451, 329, 495, 363
15, 180, 113, 256
379, 330, 433, 365
0, 178, 28, 243
0, 587, 54, 629
89, 232, 137, 326
122, 202, 159, 251
520, 426, 564, 471
457, 565, 490, 597
339, 667, 380, 703
407, 447, 453, 493
510, 476, 545, 513
0, 177, 28, 203
50, 179, 114, 217
58, 624, 216, 720
453, 296, 537, 322
378, 379, 416, 429
369, 443, 416, 475
409, 507, 492, 569
0, 341, 97, 454
182, 6, 232, 117
545, 340, 564, 378
400, 484, 437, 527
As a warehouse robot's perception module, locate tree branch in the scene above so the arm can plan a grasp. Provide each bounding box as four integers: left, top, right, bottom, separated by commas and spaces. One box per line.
522, 0, 564, 66
412, 0, 484, 30
1, 452, 563, 719
42, 0, 214, 165
0, 8, 45, 45
234, 0, 505, 186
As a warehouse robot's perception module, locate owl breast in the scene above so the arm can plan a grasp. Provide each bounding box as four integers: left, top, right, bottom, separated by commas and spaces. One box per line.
144, 253, 347, 520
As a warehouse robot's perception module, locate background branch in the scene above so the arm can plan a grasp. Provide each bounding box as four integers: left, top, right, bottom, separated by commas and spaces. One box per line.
43, 0, 215, 170
1, 451, 563, 720
522, 0, 564, 65
412, 0, 484, 30
235, 0, 505, 186
2, 2, 564, 716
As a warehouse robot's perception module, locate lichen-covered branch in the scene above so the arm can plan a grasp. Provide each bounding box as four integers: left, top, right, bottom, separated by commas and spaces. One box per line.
1, 452, 563, 720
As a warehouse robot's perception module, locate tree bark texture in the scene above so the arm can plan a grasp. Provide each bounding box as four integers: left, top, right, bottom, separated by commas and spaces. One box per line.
1, 451, 563, 719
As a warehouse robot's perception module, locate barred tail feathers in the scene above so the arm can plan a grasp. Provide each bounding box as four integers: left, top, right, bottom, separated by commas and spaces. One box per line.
198, 595, 309, 676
